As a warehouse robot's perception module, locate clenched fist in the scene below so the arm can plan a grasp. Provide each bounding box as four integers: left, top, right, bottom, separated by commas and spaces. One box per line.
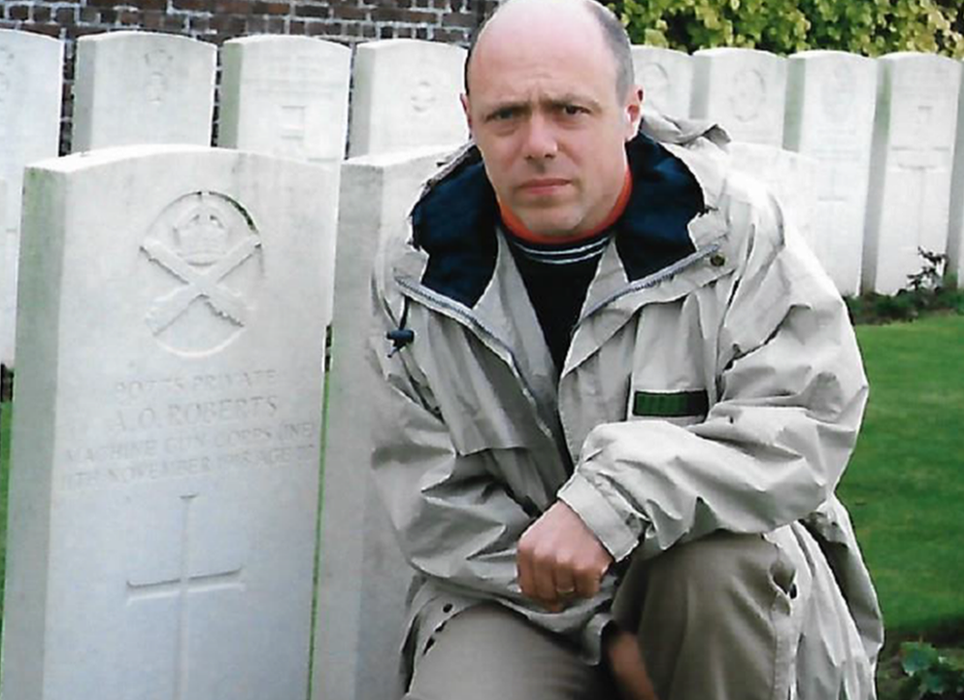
517, 501, 613, 612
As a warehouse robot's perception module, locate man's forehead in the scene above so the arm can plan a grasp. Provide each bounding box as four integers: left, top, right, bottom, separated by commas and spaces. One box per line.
467, 1, 612, 93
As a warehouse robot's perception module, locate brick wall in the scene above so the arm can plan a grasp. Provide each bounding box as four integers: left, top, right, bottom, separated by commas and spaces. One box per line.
0, 0, 501, 151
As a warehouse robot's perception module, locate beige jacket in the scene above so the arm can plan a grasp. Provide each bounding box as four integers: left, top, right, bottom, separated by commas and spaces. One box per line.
369, 114, 883, 695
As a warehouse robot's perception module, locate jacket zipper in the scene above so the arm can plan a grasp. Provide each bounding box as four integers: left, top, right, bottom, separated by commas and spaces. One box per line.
394, 275, 564, 465
576, 242, 723, 327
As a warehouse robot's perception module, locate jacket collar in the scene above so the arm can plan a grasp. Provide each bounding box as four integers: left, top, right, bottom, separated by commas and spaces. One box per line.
406, 114, 730, 309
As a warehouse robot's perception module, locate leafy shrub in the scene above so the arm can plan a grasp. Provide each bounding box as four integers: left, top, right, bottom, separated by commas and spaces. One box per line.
845, 249, 964, 325
612, 0, 964, 57
899, 642, 964, 700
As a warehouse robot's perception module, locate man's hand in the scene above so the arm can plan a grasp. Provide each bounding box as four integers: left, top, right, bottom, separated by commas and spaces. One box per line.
604, 627, 660, 700
517, 501, 613, 611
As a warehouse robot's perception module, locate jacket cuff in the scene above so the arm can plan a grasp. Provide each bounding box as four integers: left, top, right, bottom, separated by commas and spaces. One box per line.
558, 472, 640, 562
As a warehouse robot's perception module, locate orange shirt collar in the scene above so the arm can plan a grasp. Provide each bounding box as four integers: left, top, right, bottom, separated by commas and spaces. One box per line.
499, 168, 633, 245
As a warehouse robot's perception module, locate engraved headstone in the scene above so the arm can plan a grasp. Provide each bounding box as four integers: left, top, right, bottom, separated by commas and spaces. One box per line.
348, 39, 467, 158
1, 146, 337, 700
311, 147, 452, 700
72, 32, 216, 151
0, 29, 63, 366
864, 53, 961, 294
784, 51, 877, 295
631, 46, 693, 118
729, 142, 819, 254
692, 48, 787, 146
218, 36, 351, 164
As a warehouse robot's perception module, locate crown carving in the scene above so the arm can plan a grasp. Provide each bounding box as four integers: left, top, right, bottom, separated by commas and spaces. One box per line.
174, 207, 230, 265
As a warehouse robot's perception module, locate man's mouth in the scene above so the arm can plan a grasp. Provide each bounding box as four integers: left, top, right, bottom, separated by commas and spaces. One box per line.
519, 178, 570, 196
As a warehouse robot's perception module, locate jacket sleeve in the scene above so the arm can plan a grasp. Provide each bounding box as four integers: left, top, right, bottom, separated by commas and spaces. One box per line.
558, 189, 870, 562
367, 246, 614, 653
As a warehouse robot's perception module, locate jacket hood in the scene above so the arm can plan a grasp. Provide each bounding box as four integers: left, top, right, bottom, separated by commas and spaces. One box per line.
408, 114, 725, 309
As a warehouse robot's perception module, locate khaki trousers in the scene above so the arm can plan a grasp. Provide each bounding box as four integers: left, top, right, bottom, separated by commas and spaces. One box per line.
404, 532, 807, 700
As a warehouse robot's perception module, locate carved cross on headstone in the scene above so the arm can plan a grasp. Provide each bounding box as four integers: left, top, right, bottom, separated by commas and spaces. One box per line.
278, 104, 307, 157
126, 493, 244, 700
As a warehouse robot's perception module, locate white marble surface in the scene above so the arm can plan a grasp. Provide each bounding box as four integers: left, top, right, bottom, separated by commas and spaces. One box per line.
0, 29, 63, 366
72, 32, 216, 151
218, 36, 351, 164
864, 53, 961, 294
348, 39, 468, 158
1, 145, 337, 700
312, 146, 453, 700
729, 142, 819, 257
631, 46, 693, 119
692, 48, 787, 146
785, 50, 877, 296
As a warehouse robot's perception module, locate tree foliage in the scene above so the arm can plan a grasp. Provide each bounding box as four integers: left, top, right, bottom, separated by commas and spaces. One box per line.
612, 0, 964, 57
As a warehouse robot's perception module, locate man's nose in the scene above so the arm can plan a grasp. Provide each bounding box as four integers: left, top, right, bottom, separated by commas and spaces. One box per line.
521, 114, 558, 160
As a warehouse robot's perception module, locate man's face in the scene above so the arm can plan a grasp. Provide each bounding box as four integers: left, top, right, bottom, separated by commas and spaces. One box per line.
462, 7, 641, 238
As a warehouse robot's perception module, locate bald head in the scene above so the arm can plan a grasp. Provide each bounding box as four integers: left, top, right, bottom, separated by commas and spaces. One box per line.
464, 0, 635, 101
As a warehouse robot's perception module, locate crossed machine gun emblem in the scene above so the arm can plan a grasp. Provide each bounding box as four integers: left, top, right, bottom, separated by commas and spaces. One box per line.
141, 199, 261, 336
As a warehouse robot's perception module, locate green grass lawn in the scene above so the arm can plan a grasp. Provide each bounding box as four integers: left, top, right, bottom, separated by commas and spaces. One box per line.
840, 314, 964, 639
0, 315, 961, 694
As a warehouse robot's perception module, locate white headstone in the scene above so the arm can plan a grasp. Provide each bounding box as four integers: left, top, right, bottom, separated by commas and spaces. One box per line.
946, 59, 964, 287
784, 51, 877, 296
631, 46, 693, 119
0, 29, 64, 366
218, 36, 351, 164
72, 32, 216, 151
348, 39, 468, 158
692, 48, 788, 146
863, 53, 962, 294
1, 145, 337, 700
729, 142, 819, 254
311, 146, 452, 700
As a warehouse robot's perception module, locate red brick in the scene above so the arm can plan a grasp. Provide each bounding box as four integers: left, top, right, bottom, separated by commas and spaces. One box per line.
55, 7, 77, 24
295, 5, 330, 18
215, 0, 253, 13
331, 6, 367, 20
141, 10, 164, 29
441, 11, 475, 27
34, 6, 52, 22
252, 1, 289, 15
27, 23, 62, 38
371, 7, 434, 22
9, 6, 30, 21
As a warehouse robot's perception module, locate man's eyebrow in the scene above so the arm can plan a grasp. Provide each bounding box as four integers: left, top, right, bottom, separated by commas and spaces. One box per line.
543, 94, 603, 111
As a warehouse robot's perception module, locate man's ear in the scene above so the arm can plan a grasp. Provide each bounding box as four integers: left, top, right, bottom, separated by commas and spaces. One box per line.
624, 86, 643, 139
461, 93, 474, 135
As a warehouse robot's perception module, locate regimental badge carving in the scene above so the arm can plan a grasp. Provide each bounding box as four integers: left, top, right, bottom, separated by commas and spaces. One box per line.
729, 67, 766, 123
141, 192, 264, 356
145, 48, 174, 106
410, 79, 437, 114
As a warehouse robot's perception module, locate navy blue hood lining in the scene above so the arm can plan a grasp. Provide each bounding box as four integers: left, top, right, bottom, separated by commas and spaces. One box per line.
410, 132, 704, 308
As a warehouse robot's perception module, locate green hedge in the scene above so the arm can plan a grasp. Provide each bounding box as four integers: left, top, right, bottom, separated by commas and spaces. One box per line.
613, 0, 964, 57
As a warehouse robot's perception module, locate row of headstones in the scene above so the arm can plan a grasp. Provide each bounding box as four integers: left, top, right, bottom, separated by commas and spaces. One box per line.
4, 32, 964, 363
0, 29, 466, 366
0, 137, 444, 698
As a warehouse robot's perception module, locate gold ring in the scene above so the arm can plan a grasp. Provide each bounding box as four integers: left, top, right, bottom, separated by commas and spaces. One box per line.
557, 587, 576, 596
